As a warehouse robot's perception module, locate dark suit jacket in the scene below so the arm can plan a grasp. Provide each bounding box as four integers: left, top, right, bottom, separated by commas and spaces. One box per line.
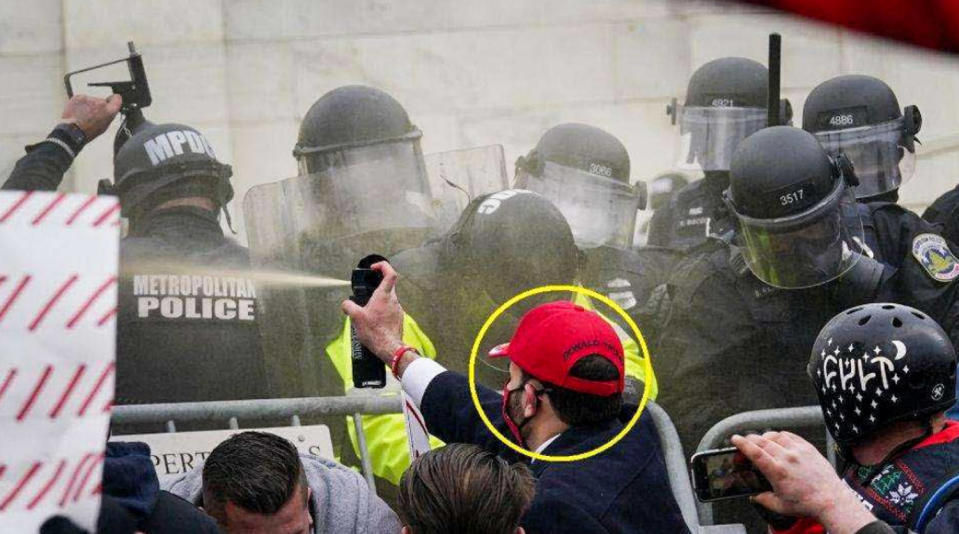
420, 371, 689, 533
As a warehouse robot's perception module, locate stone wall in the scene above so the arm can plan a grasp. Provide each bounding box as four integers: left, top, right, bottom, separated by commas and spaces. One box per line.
2, 0, 957, 242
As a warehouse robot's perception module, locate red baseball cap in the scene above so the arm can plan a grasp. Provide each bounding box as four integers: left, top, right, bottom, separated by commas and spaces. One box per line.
489, 301, 625, 396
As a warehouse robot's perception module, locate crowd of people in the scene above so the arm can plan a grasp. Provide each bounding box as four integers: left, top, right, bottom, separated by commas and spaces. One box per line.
3, 36, 959, 534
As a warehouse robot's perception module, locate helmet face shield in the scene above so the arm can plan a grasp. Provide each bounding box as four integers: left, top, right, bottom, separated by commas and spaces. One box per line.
424, 145, 511, 234
303, 158, 435, 239
296, 136, 425, 176
243, 155, 437, 399
676, 106, 768, 172
244, 158, 437, 269
814, 118, 915, 199
519, 162, 643, 249
729, 180, 866, 289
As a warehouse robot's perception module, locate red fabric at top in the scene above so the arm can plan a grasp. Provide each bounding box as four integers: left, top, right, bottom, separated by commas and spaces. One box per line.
770, 516, 826, 534
744, 0, 959, 53
914, 419, 959, 450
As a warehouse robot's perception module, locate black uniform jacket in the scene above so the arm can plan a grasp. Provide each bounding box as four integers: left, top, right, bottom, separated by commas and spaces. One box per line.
647, 176, 734, 251
923, 184, 959, 247
3, 136, 269, 405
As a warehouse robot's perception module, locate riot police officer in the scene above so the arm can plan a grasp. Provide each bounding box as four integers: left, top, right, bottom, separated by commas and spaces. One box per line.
291, 84, 437, 275
802, 74, 922, 204
391, 189, 583, 388
803, 76, 959, 421
244, 85, 440, 494
513, 123, 681, 334
514, 123, 642, 251
647, 57, 791, 250
109, 123, 268, 405
3, 97, 268, 406
650, 126, 959, 532
244, 84, 439, 396
391, 188, 656, 397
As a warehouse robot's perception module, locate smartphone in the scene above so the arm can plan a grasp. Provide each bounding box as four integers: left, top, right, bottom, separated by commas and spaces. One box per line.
350, 254, 388, 389
690, 447, 772, 502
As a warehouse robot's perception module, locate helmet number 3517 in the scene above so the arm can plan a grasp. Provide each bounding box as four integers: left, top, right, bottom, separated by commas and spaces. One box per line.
780, 189, 805, 206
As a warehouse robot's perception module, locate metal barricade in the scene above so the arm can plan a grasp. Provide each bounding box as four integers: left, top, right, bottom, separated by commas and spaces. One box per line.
646, 402, 701, 532
694, 406, 829, 525
112, 396, 403, 493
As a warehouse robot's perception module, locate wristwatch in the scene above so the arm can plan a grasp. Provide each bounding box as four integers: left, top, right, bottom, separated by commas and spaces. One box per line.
55, 122, 87, 148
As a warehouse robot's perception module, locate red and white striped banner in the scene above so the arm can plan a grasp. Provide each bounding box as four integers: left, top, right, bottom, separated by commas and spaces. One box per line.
0, 191, 118, 532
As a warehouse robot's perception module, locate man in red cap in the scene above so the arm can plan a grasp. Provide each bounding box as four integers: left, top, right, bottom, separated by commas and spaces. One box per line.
343, 262, 688, 533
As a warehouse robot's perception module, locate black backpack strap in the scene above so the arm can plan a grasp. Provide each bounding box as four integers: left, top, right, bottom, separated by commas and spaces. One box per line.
908, 465, 959, 532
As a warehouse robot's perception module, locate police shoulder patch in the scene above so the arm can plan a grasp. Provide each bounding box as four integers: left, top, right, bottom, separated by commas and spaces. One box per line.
911, 233, 959, 282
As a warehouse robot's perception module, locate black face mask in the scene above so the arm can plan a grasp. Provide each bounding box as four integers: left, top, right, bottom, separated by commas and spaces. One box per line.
501, 377, 549, 448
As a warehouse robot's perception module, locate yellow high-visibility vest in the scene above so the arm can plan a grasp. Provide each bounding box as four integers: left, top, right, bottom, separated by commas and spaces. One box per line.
326, 314, 444, 485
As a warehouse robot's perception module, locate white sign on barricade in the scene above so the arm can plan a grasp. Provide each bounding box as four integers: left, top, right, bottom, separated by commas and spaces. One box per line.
0, 191, 120, 532
402, 392, 432, 461
112, 425, 335, 488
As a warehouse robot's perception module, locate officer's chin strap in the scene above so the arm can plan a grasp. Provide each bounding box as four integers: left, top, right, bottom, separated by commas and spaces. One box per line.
221, 204, 237, 235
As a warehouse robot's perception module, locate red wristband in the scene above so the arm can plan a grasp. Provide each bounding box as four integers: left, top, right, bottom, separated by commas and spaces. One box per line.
390, 345, 417, 379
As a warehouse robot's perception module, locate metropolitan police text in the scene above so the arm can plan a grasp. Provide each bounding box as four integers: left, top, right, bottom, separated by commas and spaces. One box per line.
133, 274, 256, 321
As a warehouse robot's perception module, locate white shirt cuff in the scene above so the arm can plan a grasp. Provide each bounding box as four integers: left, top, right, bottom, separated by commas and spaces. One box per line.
401, 357, 447, 406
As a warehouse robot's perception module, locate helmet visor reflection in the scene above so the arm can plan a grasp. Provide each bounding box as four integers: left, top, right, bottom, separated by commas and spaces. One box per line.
814, 118, 915, 199
730, 181, 865, 289
677, 106, 768, 172
520, 161, 643, 249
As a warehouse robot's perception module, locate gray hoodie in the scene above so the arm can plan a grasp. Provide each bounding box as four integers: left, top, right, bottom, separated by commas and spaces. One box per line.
166, 453, 401, 534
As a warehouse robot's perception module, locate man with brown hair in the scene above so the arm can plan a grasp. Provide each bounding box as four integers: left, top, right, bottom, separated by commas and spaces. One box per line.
398, 443, 535, 534
167, 431, 400, 534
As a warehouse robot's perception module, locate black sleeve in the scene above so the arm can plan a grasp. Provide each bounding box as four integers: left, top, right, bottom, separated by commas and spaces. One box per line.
646, 203, 673, 247
521, 497, 606, 534
2, 128, 81, 191
140, 491, 221, 534
870, 205, 959, 345
922, 188, 959, 246
419, 371, 518, 456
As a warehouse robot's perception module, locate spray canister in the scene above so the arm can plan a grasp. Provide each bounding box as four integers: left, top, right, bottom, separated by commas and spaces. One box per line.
350, 254, 388, 388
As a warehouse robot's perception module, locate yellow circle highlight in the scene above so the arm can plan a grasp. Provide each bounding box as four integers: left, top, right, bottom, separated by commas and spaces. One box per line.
468, 284, 653, 462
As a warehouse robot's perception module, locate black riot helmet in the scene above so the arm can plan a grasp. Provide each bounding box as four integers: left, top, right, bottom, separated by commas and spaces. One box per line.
803, 75, 922, 200
514, 123, 646, 249
443, 189, 581, 304
293, 85, 425, 175
108, 122, 233, 222
723, 126, 865, 289
669, 57, 792, 173
808, 303, 957, 445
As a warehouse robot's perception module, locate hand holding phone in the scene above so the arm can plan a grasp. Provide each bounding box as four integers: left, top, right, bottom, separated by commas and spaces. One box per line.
691, 447, 772, 502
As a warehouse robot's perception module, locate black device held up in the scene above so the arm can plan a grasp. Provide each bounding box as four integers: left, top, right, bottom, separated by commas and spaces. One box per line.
64, 41, 153, 157
691, 447, 772, 502
350, 254, 389, 389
